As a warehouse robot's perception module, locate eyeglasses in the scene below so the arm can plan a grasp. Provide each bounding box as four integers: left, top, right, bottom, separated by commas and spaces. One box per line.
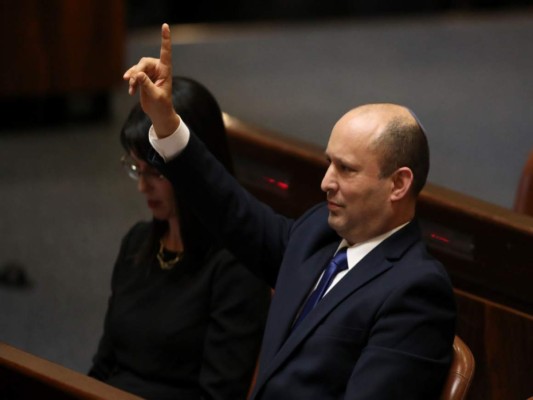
120, 155, 165, 182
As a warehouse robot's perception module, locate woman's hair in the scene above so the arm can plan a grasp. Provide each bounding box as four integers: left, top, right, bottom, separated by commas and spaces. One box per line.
120, 76, 233, 263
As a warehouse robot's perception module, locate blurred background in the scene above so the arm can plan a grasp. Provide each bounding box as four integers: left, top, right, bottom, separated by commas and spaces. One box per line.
1, 0, 532, 374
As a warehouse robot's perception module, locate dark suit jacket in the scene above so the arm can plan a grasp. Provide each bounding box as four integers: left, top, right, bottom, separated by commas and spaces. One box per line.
155, 133, 456, 400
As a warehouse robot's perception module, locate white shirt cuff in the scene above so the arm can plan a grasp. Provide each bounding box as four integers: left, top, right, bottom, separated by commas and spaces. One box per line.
148, 118, 190, 162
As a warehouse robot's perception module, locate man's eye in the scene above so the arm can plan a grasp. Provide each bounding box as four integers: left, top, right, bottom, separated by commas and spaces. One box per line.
340, 164, 352, 172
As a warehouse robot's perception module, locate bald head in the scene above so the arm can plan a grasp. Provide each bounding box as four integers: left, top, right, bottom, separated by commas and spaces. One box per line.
337, 103, 429, 196
348, 103, 413, 120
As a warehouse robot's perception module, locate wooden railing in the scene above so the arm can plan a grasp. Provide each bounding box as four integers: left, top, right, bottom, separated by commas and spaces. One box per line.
0, 342, 142, 399
224, 113, 533, 400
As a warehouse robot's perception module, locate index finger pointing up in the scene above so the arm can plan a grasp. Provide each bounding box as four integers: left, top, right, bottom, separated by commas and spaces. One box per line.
160, 23, 172, 68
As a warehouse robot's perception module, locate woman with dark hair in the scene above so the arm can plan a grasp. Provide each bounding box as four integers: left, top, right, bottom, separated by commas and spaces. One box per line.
89, 77, 270, 400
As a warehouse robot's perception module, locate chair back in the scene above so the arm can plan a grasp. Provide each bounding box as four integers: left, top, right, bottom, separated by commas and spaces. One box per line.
514, 149, 533, 216
440, 335, 475, 400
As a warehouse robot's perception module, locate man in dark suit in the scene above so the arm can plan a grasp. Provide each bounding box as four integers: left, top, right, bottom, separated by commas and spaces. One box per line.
124, 23, 456, 399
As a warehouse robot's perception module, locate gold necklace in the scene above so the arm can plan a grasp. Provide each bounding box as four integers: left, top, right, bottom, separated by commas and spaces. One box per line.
157, 240, 183, 270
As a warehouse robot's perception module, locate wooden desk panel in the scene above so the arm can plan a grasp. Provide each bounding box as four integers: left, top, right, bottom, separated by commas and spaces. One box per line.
454, 289, 533, 399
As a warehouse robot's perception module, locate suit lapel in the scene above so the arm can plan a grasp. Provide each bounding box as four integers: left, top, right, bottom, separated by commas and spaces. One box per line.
257, 241, 340, 368
252, 221, 422, 397
256, 250, 393, 388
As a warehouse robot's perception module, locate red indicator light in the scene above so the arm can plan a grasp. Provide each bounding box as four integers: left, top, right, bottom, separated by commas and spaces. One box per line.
263, 176, 289, 191
430, 233, 450, 244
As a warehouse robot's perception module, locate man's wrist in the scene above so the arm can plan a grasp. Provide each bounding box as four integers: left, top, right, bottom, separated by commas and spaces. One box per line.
152, 113, 181, 139
149, 118, 190, 161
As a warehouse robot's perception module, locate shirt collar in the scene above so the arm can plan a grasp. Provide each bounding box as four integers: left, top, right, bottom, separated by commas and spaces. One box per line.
337, 221, 410, 270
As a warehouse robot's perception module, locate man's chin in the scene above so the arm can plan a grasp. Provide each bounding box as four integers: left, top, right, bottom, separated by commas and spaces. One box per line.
327, 214, 342, 231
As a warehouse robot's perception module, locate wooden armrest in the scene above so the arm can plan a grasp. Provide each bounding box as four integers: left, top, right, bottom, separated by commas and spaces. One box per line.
0, 342, 142, 400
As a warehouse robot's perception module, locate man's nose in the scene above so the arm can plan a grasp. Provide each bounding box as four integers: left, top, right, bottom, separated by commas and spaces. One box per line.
321, 165, 337, 193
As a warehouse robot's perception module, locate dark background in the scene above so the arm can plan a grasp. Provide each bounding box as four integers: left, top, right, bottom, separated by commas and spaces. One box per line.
126, 0, 532, 27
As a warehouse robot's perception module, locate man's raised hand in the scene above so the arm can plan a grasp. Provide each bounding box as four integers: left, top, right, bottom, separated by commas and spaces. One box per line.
123, 23, 180, 138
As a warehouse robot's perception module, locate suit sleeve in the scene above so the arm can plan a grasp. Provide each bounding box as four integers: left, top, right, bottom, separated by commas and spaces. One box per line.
154, 133, 294, 288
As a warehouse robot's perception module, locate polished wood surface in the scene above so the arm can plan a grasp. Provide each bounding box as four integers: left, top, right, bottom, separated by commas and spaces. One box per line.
1, 0, 124, 97
225, 113, 533, 399
418, 183, 533, 315
454, 289, 533, 399
224, 113, 327, 218
440, 336, 475, 400
0, 342, 142, 399
514, 149, 533, 217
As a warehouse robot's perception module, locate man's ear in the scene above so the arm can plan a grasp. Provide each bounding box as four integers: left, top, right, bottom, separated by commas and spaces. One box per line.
390, 167, 413, 201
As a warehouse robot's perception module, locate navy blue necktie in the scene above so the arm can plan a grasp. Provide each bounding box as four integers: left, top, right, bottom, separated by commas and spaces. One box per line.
292, 248, 348, 329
